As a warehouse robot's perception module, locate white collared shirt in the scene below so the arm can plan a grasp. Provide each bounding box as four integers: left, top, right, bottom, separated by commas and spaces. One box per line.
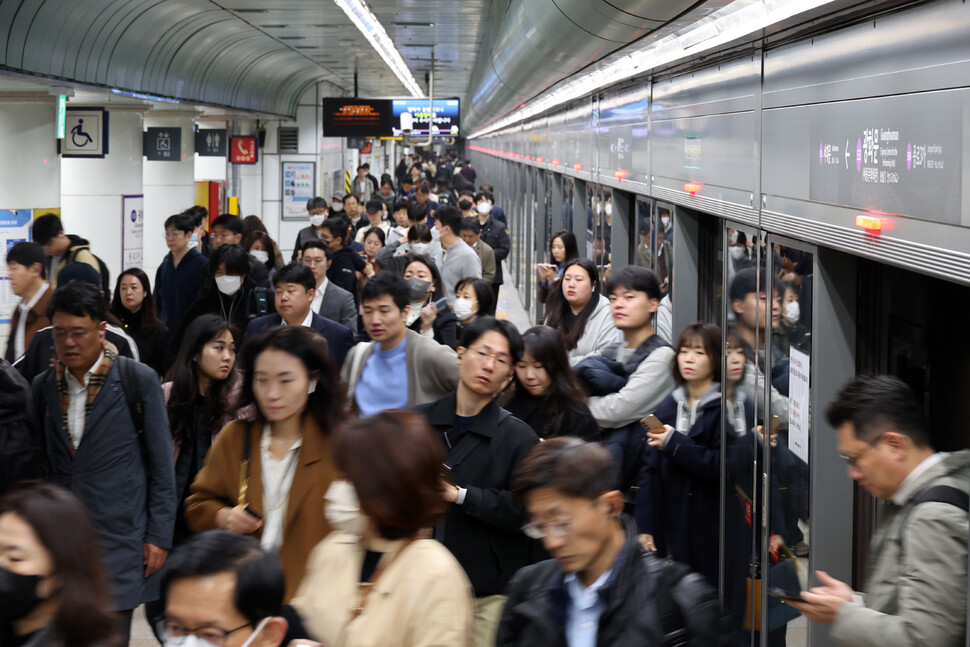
260, 423, 302, 553
13, 282, 48, 359
311, 277, 329, 314
281, 309, 314, 328
64, 351, 104, 449
892, 452, 949, 506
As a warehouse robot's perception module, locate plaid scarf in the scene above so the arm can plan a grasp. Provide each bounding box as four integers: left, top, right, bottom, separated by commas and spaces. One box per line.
56, 348, 117, 451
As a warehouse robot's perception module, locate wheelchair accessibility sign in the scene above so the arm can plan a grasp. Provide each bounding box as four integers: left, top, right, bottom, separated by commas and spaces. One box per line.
61, 108, 109, 158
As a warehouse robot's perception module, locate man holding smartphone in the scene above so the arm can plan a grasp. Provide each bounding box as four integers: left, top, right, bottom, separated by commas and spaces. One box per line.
789, 376, 968, 647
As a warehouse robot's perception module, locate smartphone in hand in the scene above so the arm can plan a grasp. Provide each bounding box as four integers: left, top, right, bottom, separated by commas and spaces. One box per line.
768, 587, 804, 603
434, 297, 449, 309
243, 505, 263, 521
640, 415, 665, 432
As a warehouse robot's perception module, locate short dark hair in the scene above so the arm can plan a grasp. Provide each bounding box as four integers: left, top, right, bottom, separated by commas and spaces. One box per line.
32, 213, 63, 245
320, 216, 349, 241
671, 322, 722, 385
164, 213, 195, 234
361, 271, 409, 311
605, 265, 662, 300
161, 531, 284, 624
512, 438, 618, 500
407, 201, 428, 222
381, 179, 394, 189
459, 316, 523, 362
48, 280, 106, 322
825, 376, 930, 448
473, 190, 494, 204
393, 199, 410, 213
458, 189, 476, 199
7, 242, 45, 274
365, 199, 383, 213
272, 261, 316, 292
334, 411, 447, 540
306, 196, 327, 212
416, 182, 431, 195
342, 193, 359, 206
208, 244, 250, 277
435, 205, 462, 235
301, 239, 330, 259
729, 267, 762, 302
211, 214, 243, 236
183, 206, 207, 228
407, 224, 433, 244
402, 176, 414, 186
459, 217, 481, 235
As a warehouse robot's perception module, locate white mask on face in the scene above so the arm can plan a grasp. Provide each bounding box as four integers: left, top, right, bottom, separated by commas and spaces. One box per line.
453, 298, 477, 321
729, 230, 739, 245
729, 246, 745, 261
476, 202, 492, 215
661, 215, 671, 229
215, 275, 242, 296
332, 202, 344, 212
410, 242, 430, 256
250, 250, 269, 264
783, 301, 800, 326
309, 214, 327, 227
324, 480, 368, 536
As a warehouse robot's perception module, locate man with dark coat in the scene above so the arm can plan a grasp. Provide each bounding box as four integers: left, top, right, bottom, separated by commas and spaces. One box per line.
415, 317, 539, 647
496, 438, 722, 647
31, 280, 176, 642
0, 358, 42, 493
242, 262, 354, 365
474, 191, 510, 315
155, 212, 209, 333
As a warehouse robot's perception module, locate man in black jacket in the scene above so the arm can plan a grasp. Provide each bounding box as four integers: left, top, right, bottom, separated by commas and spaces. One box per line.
474, 191, 510, 314
497, 438, 723, 647
415, 316, 539, 647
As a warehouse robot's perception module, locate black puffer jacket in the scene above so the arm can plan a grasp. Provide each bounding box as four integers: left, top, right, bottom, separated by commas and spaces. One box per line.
497, 515, 725, 647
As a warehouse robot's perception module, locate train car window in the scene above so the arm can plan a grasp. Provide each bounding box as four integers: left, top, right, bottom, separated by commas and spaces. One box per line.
562, 176, 574, 232
655, 202, 674, 296
634, 197, 653, 270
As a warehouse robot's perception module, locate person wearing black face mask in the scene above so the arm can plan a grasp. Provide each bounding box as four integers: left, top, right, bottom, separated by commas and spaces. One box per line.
402, 256, 458, 349
0, 481, 120, 647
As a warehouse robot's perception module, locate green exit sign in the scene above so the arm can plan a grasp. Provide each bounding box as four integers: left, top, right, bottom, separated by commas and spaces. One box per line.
56, 95, 66, 139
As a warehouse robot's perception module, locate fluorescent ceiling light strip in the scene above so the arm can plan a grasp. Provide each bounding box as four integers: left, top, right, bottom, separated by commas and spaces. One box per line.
333, 0, 424, 97
470, 0, 837, 138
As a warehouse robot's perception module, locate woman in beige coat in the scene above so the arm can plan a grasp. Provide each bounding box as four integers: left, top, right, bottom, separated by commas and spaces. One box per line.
291, 410, 474, 647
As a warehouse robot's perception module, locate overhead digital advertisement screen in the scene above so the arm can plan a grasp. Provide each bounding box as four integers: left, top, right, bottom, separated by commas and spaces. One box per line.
391, 98, 460, 137
322, 98, 392, 137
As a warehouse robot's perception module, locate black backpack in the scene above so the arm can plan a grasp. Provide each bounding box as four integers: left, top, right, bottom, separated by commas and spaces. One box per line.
0, 360, 44, 493
646, 554, 730, 647
66, 247, 112, 299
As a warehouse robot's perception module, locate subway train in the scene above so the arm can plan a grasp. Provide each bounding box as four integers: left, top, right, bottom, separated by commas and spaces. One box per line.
0, 0, 967, 646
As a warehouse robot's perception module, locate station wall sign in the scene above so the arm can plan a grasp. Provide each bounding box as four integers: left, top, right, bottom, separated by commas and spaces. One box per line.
230, 136, 258, 164
61, 108, 109, 158
144, 127, 181, 161
196, 129, 227, 157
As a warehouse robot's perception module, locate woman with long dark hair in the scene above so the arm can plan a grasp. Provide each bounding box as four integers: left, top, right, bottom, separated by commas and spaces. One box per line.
402, 254, 458, 348
453, 277, 494, 342
244, 230, 281, 281
543, 258, 621, 365
504, 326, 600, 440
0, 481, 120, 647
185, 326, 344, 601
537, 230, 579, 304
109, 268, 170, 375
242, 215, 285, 267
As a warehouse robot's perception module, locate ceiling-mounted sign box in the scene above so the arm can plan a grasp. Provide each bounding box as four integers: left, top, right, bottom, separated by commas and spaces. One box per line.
196, 129, 227, 157
322, 98, 392, 137
230, 137, 258, 164
144, 127, 181, 161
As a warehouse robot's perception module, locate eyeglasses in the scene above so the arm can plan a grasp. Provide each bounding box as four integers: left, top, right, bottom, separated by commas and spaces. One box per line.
303, 257, 326, 266
466, 346, 511, 369
839, 436, 883, 467
522, 518, 574, 540
52, 327, 99, 341
158, 620, 252, 647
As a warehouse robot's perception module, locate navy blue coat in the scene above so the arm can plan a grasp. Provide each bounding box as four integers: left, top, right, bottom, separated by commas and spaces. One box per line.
634, 393, 721, 585
243, 311, 354, 366
154, 248, 209, 333
32, 357, 176, 609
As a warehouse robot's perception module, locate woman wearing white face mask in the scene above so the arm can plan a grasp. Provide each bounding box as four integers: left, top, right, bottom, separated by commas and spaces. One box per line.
453, 277, 494, 342
179, 245, 274, 342
773, 281, 811, 355
243, 231, 280, 283
291, 411, 474, 647
185, 326, 344, 602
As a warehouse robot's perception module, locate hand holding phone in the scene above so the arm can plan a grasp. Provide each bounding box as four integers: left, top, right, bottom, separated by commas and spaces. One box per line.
768, 587, 805, 603
640, 415, 665, 431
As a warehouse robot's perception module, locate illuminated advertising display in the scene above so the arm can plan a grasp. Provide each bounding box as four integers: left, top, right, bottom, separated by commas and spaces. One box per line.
322, 98, 392, 137
391, 99, 460, 137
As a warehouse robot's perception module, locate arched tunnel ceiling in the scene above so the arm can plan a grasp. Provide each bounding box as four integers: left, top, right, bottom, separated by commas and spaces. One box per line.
0, 0, 720, 125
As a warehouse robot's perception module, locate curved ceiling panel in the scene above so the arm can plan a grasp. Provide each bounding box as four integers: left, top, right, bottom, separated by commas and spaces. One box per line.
463, 0, 701, 133
0, 0, 335, 116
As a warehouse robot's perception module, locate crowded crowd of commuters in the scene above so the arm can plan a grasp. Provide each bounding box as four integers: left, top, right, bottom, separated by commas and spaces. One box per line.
0, 151, 966, 647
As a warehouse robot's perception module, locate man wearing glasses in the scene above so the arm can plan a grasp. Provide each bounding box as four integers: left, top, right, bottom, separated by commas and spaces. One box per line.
31, 280, 176, 643
790, 376, 969, 646
416, 316, 539, 647
300, 240, 358, 334
496, 438, 721, 646
160, 531, 287, 647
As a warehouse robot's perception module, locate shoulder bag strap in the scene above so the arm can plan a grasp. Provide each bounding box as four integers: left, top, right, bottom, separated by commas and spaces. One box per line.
238, 421, 253, 506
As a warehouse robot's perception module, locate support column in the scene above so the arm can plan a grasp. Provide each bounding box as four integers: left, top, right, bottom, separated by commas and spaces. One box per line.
142, 115, 196, 279
61, 108, 143, 284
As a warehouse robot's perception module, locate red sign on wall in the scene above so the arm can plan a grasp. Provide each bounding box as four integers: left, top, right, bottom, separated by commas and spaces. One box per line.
229, 136, 258, 164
